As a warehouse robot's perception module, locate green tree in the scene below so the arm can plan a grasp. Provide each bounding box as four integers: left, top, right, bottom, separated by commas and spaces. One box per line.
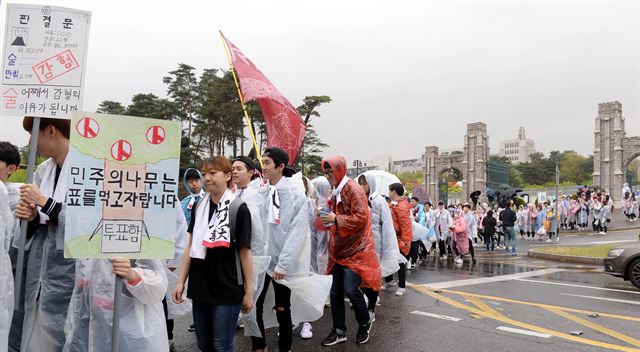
96, 100, 126, 115
394, 171, 423, 194
124, 93, 175, 120
298, 123, 328, 177
193, 69, 245, 156
295, 95, 332, 169
163, 63, 198, 138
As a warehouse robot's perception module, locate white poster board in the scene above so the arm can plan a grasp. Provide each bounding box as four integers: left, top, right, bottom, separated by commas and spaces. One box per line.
1, 4, 91, 118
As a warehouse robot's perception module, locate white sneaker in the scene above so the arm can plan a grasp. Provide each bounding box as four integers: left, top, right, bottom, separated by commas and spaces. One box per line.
440, 255, 447, 260
455, 257, 463, 264
555, 237, 560, 242
376, 296, 381, 306
369, 311, 376, 323
599, 231, 606, 235
395, 288, 406, 296
300, 322, 313, 339
385, 280, 397, 288
546, 239, 552, 243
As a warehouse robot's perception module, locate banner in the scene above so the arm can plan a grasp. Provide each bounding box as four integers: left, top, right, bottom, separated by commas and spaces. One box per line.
222, 34, 305, 165
1, 4, 91, 118
65, 112, 181, 259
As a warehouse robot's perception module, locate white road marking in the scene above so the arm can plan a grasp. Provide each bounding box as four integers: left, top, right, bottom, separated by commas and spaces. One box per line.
561, 293, 640, 306
497, 326, 552, 339
422, 268, 566, 289
410, 311, 462, 322
586, 240, 636, 245
515, 279, 640, 295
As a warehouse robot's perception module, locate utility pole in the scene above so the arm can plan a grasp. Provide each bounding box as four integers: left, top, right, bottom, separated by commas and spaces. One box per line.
353, 159, 363, 176
555, 156, 560, 239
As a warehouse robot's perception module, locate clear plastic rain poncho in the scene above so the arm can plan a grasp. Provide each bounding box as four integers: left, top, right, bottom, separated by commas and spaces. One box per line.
19, 158, 76, 351
322, 157, 382, 290
234, 178, 272, 338
310, 177, 331, 275
255, 174, 331, 333
63, 259, 169, 352
0, 182, 14, 352
360, 173, 403, 277
164, 208, 192, 319
433, 207, 453, 241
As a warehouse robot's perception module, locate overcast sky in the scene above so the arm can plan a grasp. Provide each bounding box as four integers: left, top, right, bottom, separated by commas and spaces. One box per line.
1, 0, 638, 163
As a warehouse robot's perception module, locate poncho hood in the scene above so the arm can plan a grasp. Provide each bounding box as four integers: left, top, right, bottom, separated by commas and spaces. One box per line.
321, 156, 347, 186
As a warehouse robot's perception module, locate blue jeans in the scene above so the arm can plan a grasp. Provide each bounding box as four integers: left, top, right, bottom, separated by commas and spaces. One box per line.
192, 300, 241, 352
504, 226, 517, 254
330, 263, 369, 331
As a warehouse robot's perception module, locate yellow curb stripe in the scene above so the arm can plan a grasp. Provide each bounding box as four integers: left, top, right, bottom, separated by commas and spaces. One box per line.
467, 296, 505, 318
429, 287, 640, 323
545, 308, 640, 348
410, 285, 640, 352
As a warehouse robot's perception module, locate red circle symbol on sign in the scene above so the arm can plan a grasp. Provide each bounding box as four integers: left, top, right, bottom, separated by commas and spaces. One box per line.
76, 117, 99, 139
146, 126, 166, 145
111, 140, 132, 161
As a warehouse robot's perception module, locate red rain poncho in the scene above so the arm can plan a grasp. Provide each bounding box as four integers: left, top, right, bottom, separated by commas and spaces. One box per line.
322, 157, 382, 290
389, 197, 413, 256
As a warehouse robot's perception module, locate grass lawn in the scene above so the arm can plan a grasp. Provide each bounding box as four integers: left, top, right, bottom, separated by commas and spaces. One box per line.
535, 244, 616, 258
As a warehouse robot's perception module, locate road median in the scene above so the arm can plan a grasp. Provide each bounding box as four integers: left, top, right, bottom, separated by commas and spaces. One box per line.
527, 244, 617, 265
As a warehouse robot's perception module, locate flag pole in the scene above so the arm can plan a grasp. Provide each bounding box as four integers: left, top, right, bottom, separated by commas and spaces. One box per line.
219, 31, 263, 167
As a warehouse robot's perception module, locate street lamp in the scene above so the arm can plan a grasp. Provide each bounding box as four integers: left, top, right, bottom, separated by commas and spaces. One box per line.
353, 159, 363, 176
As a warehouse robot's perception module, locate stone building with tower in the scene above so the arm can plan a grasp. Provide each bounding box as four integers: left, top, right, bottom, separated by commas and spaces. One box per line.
593, 101, 640, 201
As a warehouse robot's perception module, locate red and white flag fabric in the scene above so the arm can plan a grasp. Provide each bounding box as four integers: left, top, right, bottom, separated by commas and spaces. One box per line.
222, 34, 305, 165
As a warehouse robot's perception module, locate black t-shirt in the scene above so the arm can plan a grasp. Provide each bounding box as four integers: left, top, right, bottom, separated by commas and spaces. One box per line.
499, 208, 517, 227
187, 199, 252, 305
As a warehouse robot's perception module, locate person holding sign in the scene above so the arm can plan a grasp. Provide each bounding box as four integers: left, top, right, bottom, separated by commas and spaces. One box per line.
0, 142, 20, 352
63, 257, 169, 352
13, 117, 76, 352
173, 156, 254, 352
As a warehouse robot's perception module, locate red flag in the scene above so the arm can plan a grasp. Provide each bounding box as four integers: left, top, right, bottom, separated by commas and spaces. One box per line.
222, 34, 305, 166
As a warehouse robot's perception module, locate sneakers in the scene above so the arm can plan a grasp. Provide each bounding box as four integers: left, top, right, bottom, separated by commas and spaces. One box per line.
187, 323, 196, 332
546, 239, 552, 243
439, 255, 447, 260
376, 296, 381, 306
556, 237, 560, 242
369, 310, 376, 323
322, 329, 347, 346
395, 288, 406, 296
454, 257, 463, 264
385, 280, 397, 288
356, 321, 372, 344
301, 322, 313, 339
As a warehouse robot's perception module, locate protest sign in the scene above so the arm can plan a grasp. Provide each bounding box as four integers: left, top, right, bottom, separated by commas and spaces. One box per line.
1, 4, 91, 118
65, 112, 181, 259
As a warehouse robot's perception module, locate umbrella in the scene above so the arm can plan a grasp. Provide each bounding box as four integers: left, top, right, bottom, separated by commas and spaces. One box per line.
356, 170, 401, 197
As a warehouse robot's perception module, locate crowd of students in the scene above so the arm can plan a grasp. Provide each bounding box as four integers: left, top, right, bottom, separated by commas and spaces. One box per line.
1, 117, 637, 352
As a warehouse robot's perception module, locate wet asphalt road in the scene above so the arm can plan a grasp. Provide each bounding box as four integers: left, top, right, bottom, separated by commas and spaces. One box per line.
172, 229, 640, 352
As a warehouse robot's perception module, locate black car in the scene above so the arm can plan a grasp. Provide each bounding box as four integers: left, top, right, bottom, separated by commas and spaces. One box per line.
604, 242, 640, 289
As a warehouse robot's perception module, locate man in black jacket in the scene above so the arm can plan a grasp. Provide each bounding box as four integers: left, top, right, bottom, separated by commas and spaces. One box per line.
499, 204, 518, 255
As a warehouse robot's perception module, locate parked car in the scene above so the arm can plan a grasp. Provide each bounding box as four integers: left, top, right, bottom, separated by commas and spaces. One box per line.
604, 242, 640, 289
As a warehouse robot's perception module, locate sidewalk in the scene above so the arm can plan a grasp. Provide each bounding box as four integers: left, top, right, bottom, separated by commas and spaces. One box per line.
561, 209, 639, 234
